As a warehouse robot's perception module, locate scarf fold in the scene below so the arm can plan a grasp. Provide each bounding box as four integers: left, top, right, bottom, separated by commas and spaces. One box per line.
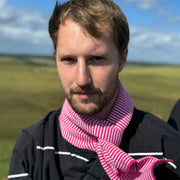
59, 81, 171, 179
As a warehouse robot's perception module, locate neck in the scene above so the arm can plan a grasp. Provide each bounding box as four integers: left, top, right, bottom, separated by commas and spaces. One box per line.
93, 87, 119, 120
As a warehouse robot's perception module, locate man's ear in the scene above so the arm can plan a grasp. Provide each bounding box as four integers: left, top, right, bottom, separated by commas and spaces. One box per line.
119, 49, 128, 72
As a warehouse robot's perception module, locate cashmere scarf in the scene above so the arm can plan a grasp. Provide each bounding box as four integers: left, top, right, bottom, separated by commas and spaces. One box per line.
59, 81, 171, 179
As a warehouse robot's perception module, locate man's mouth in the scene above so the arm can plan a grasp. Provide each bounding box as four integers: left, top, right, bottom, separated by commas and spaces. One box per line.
73, 91, 96, 100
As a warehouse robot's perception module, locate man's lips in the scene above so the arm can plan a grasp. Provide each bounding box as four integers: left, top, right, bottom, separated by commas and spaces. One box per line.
73, 91, 96, 99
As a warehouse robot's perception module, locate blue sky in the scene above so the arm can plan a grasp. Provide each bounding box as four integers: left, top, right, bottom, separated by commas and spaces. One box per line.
0, 0, 180, 64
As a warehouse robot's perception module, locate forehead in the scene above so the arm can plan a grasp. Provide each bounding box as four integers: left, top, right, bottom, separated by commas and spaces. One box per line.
57, 19, 116, 56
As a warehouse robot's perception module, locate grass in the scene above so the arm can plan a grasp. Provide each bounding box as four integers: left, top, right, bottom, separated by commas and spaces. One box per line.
0, 139, 15, 180
0, 59, 63, 179
120, 65, 180, 120
0, 63, 64, 139
0, 56, 180, 179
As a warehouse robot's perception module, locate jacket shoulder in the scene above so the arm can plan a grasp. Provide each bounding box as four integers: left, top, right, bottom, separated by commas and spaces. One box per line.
14, 109, 61, 151
9, 110, 62, 178
121, 108, 180, 151
25, 109, 60, 132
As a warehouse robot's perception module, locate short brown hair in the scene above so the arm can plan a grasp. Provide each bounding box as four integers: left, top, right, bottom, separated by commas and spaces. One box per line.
49, 0, 129, 56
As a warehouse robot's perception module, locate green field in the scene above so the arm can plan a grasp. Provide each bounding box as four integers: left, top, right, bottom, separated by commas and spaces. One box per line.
0, 55, 180, 179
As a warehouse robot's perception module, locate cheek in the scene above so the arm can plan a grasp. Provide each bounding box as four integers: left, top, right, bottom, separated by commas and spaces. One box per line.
92, 66, 119, 89
57, 67, 70, 89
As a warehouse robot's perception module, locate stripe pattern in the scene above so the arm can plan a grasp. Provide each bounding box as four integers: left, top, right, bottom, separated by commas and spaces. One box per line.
59, 81, 171, 180
128, 152, 163, 157
36, 145, 89, 162
8, 173, 29, 179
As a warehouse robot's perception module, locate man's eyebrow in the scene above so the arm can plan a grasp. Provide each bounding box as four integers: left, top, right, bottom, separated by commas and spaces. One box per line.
58, 51, 108, 58
85, 50, 109, 58
89, 52, 107, 56
58, 54, 75, 59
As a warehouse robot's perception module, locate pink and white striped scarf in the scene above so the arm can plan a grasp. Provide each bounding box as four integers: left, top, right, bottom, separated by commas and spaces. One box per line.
59, 81, 170, 179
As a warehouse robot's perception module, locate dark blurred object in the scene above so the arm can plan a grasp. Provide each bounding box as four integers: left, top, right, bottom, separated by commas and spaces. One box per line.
168, 99, 180, 132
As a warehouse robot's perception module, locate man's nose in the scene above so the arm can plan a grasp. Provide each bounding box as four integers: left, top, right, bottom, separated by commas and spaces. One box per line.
75, 59, 91, 86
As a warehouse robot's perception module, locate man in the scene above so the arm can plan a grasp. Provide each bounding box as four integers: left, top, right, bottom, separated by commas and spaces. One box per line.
9, 0, 180, 179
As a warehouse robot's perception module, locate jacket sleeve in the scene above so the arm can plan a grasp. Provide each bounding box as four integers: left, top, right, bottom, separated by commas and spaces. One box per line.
8, 130, 35, 180
152, 132, 180, 179
148, 114, 180, 179
121, 109, 180, 179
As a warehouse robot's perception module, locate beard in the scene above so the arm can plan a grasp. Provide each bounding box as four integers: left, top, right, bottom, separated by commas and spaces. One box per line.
64, 77, 119, 115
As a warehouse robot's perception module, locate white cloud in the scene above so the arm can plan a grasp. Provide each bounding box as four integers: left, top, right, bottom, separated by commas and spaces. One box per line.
131, 27, 173, 47
0, 24, 49, 44
128, 26, 180, 64
138, 0, 163, 10
158, 8, 180, 24
0, 0, 6, 7
0, 0, 12, 21
0, 0, 179, 64
124, 0, 163, 10
0, 0, 53, 55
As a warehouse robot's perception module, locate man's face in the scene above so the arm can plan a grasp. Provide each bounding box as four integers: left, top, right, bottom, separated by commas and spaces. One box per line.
56, 19, 126, 116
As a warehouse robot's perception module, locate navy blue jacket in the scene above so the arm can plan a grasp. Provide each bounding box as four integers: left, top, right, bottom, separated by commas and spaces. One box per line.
8, 108, 180, 179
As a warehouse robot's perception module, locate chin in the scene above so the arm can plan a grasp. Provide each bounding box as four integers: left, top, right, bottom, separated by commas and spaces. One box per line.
71, 102, 102, 115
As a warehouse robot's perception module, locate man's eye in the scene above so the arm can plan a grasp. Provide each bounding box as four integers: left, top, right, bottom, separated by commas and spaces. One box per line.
88, 56, 105, 63
91, 56, 104, 61
61, 58, 76, 64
